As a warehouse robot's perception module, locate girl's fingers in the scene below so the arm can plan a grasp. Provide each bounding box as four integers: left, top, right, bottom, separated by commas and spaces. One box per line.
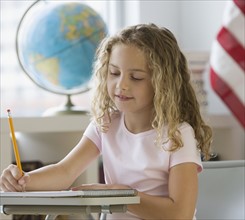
0, 164, 24, 192
18, 173, 30, 190
0, 173, 22, 192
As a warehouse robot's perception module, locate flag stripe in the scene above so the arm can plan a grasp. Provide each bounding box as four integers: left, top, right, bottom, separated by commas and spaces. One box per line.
223, 1, 245, 47
210, 0, 245, 129
210, 67, 245, 128
210, 41, 245, 104
217, 27, 245, 71
234, 0, 245, 15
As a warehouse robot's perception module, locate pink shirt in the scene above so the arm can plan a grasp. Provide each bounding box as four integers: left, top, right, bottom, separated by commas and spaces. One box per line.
84, 113, 202, 219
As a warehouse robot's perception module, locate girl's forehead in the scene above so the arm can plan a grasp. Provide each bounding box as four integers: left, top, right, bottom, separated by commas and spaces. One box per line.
110, 44, 145, 60
108, 44, 151, 74
110, 43, 146, 59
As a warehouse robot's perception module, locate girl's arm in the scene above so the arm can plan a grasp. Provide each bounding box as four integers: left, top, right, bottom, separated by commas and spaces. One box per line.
73, 162, 198, 220
0, 136, 100, 191
128, 163, 199, 219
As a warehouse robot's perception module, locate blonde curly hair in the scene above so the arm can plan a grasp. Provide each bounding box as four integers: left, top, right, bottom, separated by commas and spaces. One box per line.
91, 23, 212, 160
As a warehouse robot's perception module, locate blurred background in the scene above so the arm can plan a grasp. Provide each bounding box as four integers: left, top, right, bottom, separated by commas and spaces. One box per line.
0, 0, 244, 161
1, 0, 229, 117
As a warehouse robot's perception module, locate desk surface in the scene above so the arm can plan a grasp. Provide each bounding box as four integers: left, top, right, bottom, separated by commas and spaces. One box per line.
1, 195, 140, 206
0, 189, 139, 206
1, 195, 140, 217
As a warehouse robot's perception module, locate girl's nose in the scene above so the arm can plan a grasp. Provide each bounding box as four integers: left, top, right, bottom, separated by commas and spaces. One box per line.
116, 75, 129, 90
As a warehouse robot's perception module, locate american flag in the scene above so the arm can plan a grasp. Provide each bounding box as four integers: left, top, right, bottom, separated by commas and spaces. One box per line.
210, 0, 245, 129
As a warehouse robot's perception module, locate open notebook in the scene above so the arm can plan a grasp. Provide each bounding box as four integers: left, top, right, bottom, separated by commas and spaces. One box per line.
0, 189, 137, 198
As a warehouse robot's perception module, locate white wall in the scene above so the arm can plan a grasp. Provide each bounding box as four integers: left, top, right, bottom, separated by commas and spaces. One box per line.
139, 1, 180, 37
178, 1, 226, 51
123, 1, 179, 39
123, 0, 226, 51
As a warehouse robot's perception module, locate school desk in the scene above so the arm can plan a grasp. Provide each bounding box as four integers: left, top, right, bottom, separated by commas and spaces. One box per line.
0, 190, 140, 220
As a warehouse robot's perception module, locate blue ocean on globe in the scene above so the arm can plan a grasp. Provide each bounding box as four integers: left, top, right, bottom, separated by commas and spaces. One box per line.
17, 1, 107, 95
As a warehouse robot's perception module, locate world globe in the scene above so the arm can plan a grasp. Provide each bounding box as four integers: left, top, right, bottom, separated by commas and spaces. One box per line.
16, 0, 107, 115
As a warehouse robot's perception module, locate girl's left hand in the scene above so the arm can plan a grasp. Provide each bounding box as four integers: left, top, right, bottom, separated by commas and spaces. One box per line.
71, 183, 131, 191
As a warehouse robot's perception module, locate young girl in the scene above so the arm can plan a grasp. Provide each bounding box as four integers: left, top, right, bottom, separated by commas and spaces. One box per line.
0, 23, 212, 219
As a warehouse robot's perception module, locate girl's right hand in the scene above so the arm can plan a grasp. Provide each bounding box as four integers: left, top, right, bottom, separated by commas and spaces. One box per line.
0, 164, 30, 192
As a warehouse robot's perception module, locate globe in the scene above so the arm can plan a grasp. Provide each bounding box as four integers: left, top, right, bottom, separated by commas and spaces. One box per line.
16, 0, 107, 115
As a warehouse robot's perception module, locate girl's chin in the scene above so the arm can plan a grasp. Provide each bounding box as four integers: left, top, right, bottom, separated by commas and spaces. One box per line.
115, 105, 132, 112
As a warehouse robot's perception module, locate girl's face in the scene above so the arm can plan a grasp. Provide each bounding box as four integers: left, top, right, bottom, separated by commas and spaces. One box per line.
107, 44, 154, 115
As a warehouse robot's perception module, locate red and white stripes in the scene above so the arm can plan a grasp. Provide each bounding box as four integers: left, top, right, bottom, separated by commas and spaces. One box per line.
210, 0, 245, 128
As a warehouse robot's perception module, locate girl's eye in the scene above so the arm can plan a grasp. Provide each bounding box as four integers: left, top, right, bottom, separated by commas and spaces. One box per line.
110, 71, 120, 76
131, 76, 143, 81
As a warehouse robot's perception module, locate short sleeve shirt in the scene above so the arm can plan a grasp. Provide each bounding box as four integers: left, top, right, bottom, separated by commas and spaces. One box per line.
83, 113, 202, 219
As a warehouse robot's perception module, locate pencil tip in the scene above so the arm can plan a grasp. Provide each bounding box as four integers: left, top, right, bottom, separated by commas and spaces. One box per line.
7, 109, 10, 113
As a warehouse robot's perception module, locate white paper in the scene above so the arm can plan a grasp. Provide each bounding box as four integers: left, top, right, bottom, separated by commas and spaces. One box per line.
0, 189, 137, 198
0, 190, 84, 198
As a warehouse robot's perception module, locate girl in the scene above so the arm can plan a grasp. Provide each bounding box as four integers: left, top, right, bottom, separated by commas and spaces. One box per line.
0, 23, 212, 219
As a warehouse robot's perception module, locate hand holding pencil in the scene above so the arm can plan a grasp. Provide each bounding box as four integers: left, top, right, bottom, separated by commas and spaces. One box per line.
7, 109, 23, 175
0, 110, 30, 191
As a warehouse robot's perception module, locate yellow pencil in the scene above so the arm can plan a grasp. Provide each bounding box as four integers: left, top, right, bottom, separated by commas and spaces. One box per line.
7, 109, 23, 175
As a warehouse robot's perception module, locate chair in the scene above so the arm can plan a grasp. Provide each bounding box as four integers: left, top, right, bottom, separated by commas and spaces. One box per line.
196, 160, 245, 219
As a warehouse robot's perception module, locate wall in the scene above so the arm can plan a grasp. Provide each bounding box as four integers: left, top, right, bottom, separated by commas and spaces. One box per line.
178, 1, 226, 51
123, 1, 226, 50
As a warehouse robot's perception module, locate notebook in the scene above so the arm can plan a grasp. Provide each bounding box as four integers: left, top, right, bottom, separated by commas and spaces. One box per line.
0, 189, 137, 198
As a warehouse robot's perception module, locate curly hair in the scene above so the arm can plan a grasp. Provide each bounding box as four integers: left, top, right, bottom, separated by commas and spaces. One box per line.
91, 23, 212, 160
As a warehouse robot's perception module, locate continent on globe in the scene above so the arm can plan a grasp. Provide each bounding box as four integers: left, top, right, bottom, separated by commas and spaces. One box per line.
34, 56, 59, 86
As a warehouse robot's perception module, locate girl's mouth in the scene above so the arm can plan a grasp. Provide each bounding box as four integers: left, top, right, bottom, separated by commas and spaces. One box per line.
115, 94, 133, 101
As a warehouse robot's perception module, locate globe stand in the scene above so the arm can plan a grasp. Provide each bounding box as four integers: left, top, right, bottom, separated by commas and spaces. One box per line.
42, 94, 89, 116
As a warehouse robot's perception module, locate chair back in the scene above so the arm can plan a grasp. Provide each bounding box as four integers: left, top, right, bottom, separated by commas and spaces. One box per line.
196, 160, 245, 219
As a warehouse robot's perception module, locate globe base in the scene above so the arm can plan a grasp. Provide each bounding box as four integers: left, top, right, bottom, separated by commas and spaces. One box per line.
42, 95, 89, 116
42, 105, 89, 116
